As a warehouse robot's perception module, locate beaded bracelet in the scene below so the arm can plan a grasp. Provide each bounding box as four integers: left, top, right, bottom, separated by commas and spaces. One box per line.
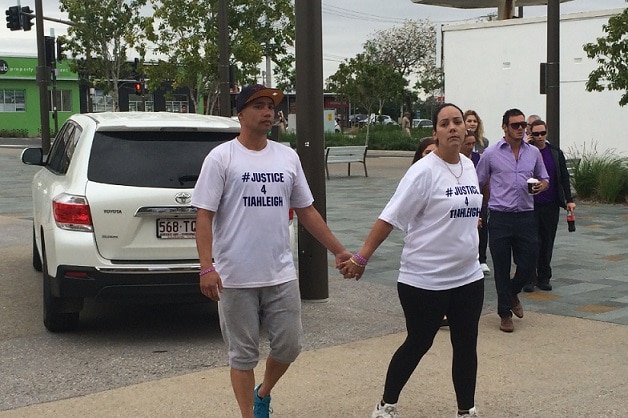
199, 267, 216, 277
353, 253, 368, 266
349, 257, 366, 268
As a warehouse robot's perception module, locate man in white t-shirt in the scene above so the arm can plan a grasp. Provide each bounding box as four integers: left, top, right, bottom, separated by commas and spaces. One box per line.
192, 84, 351, 418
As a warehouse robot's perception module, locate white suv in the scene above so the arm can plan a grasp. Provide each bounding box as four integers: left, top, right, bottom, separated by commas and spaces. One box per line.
22, 112, 241, 332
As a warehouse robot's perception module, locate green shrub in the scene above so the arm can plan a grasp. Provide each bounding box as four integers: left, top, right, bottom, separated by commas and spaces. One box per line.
596, 161, 627, 203
279, 124, 430, 151
0, 128, 29, 138
568, 141, 628, 203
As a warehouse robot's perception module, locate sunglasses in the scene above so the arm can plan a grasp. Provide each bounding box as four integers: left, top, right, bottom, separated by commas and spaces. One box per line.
530, 131, 547, 137
509, 122, 528, 129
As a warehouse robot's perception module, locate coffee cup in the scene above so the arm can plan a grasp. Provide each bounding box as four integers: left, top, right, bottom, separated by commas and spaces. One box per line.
527, 178, 538, 194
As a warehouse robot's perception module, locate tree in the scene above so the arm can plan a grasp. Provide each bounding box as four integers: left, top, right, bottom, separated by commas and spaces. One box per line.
363, 19, 443, 96
327, 53, 407, 145
583, 5, 628, 106
145, 0, 295, 114
364, 19, 436, 78
59, 0, 149, 111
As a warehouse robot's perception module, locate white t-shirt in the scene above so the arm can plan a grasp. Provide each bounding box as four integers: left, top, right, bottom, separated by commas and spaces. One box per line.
192, 139, 313, 288
379, 152, 483, 290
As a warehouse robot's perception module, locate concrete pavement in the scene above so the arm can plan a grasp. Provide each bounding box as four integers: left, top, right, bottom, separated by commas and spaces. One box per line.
1, 146, 627, 417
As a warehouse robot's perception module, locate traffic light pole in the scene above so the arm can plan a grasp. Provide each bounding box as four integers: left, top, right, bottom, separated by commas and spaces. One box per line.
35, 0, 51, 154
295, 1, 328, 301
218, 0, 230, 116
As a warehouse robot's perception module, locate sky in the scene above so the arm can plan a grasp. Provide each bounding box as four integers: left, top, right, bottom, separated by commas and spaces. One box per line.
1, 0, 626, 81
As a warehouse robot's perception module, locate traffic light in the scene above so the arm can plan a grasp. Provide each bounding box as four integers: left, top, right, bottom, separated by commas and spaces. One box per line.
56, 38, 65, 62
5, 6, 21, 31
21, 6, 34, 31
132, 58, 140, 80
44, 36, 56, 66
134, 82, 142, 95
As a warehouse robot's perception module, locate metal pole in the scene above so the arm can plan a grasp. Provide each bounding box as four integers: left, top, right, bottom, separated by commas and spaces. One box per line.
295, 0, 328, 301
547, 0, 560, 148
35, 0, 51, 153
50, 29, 59, 135
266, 55, 272, 87
218, 0, 230, 116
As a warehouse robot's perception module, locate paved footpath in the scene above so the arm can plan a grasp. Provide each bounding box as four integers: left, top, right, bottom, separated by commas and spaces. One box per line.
1, 146, 627, 417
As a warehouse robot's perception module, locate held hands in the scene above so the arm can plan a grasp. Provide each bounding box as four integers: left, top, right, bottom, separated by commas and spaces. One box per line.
338, 253, 367, 280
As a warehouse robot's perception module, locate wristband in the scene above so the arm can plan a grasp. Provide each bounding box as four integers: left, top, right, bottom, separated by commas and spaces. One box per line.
199, 267, 216, 277
353, 253, 368, 266
349, 257, 366, 268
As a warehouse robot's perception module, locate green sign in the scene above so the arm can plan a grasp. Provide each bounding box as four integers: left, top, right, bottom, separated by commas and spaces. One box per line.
0, 56, 77, 80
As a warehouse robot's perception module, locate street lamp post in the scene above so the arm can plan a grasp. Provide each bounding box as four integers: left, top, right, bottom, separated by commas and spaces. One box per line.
295, 0, 328, 301
35, 0, 51, 154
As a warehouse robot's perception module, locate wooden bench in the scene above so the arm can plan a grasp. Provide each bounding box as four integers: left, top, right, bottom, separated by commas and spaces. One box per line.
325, 146, 368, 180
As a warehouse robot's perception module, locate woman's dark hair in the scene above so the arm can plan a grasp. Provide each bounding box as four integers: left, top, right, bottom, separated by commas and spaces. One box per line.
432, 102, 464, 127
412, 137, 436, 164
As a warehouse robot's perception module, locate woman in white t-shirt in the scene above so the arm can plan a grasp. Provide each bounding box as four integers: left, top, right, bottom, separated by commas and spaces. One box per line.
341, 103, 484, 418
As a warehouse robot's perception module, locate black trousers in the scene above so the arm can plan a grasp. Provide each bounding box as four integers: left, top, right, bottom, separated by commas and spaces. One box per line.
479, 207, 489, 264
488, 211, 538, 318
382, 279, 484, 410
534, 203, 560, 284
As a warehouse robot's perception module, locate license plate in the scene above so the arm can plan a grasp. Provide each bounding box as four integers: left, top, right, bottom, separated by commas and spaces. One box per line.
157, 218, 196, 239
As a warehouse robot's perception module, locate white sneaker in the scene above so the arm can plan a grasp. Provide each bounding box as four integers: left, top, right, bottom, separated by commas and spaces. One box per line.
480, 263, 490, 274
456, 406, 479, 417
372, 402, 400, 418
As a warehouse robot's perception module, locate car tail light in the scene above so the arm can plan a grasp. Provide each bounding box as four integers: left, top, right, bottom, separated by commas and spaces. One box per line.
288, 208, 294, 221
53, 193, 93, 232
65, 271, 89, 278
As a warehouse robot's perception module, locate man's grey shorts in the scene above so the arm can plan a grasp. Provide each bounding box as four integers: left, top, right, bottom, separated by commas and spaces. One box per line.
218, 279, 303, 370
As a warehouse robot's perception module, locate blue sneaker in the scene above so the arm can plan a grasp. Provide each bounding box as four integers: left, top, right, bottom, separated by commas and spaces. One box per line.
254, 384, 272, 418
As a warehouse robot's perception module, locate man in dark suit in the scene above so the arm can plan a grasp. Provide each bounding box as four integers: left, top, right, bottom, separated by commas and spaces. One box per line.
523, 119, 576, 292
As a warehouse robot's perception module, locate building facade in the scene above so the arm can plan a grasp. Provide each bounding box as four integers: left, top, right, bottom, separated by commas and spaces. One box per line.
0, 55, 79, 137
442, 8, 628, 156
0, 54, 196, 138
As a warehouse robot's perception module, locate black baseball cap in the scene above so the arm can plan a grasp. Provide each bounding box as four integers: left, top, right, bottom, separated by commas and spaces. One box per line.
235, 84, 284, 113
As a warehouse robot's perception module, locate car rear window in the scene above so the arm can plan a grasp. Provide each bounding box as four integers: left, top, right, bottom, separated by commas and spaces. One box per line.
87, 130, 235, 188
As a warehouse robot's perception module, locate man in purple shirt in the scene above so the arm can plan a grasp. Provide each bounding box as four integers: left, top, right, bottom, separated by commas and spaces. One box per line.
476, 109, 549, 333
522, 120, 576, 292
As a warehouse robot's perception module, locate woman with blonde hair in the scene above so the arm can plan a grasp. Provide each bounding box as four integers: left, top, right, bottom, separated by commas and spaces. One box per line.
464, 110, 491, 275
463, 110, 489, 153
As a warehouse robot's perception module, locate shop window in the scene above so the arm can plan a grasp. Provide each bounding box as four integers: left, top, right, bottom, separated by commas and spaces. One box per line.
49, 89, 73, 112
0, 89, 26, 112
165, 95, 189, 113
92, 91, 114, 112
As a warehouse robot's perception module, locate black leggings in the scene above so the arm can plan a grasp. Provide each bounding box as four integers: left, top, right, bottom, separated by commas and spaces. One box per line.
382, 279, 484, 410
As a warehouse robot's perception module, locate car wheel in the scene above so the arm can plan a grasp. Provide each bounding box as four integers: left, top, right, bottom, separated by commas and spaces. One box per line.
32, 226, 42, 272
42, 242, 80, 332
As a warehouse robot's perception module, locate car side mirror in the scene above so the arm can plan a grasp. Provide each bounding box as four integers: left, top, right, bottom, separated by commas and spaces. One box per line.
21, 147, 44, 166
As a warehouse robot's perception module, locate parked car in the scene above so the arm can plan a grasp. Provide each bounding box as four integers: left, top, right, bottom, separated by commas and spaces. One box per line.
21, 112, 246, 332
412, 118, 433, 129
370, 114, 398, 125
349, 114, 369, 127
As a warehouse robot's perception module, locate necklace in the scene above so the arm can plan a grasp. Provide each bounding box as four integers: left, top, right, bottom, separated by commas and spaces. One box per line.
441, 157, 463, 184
